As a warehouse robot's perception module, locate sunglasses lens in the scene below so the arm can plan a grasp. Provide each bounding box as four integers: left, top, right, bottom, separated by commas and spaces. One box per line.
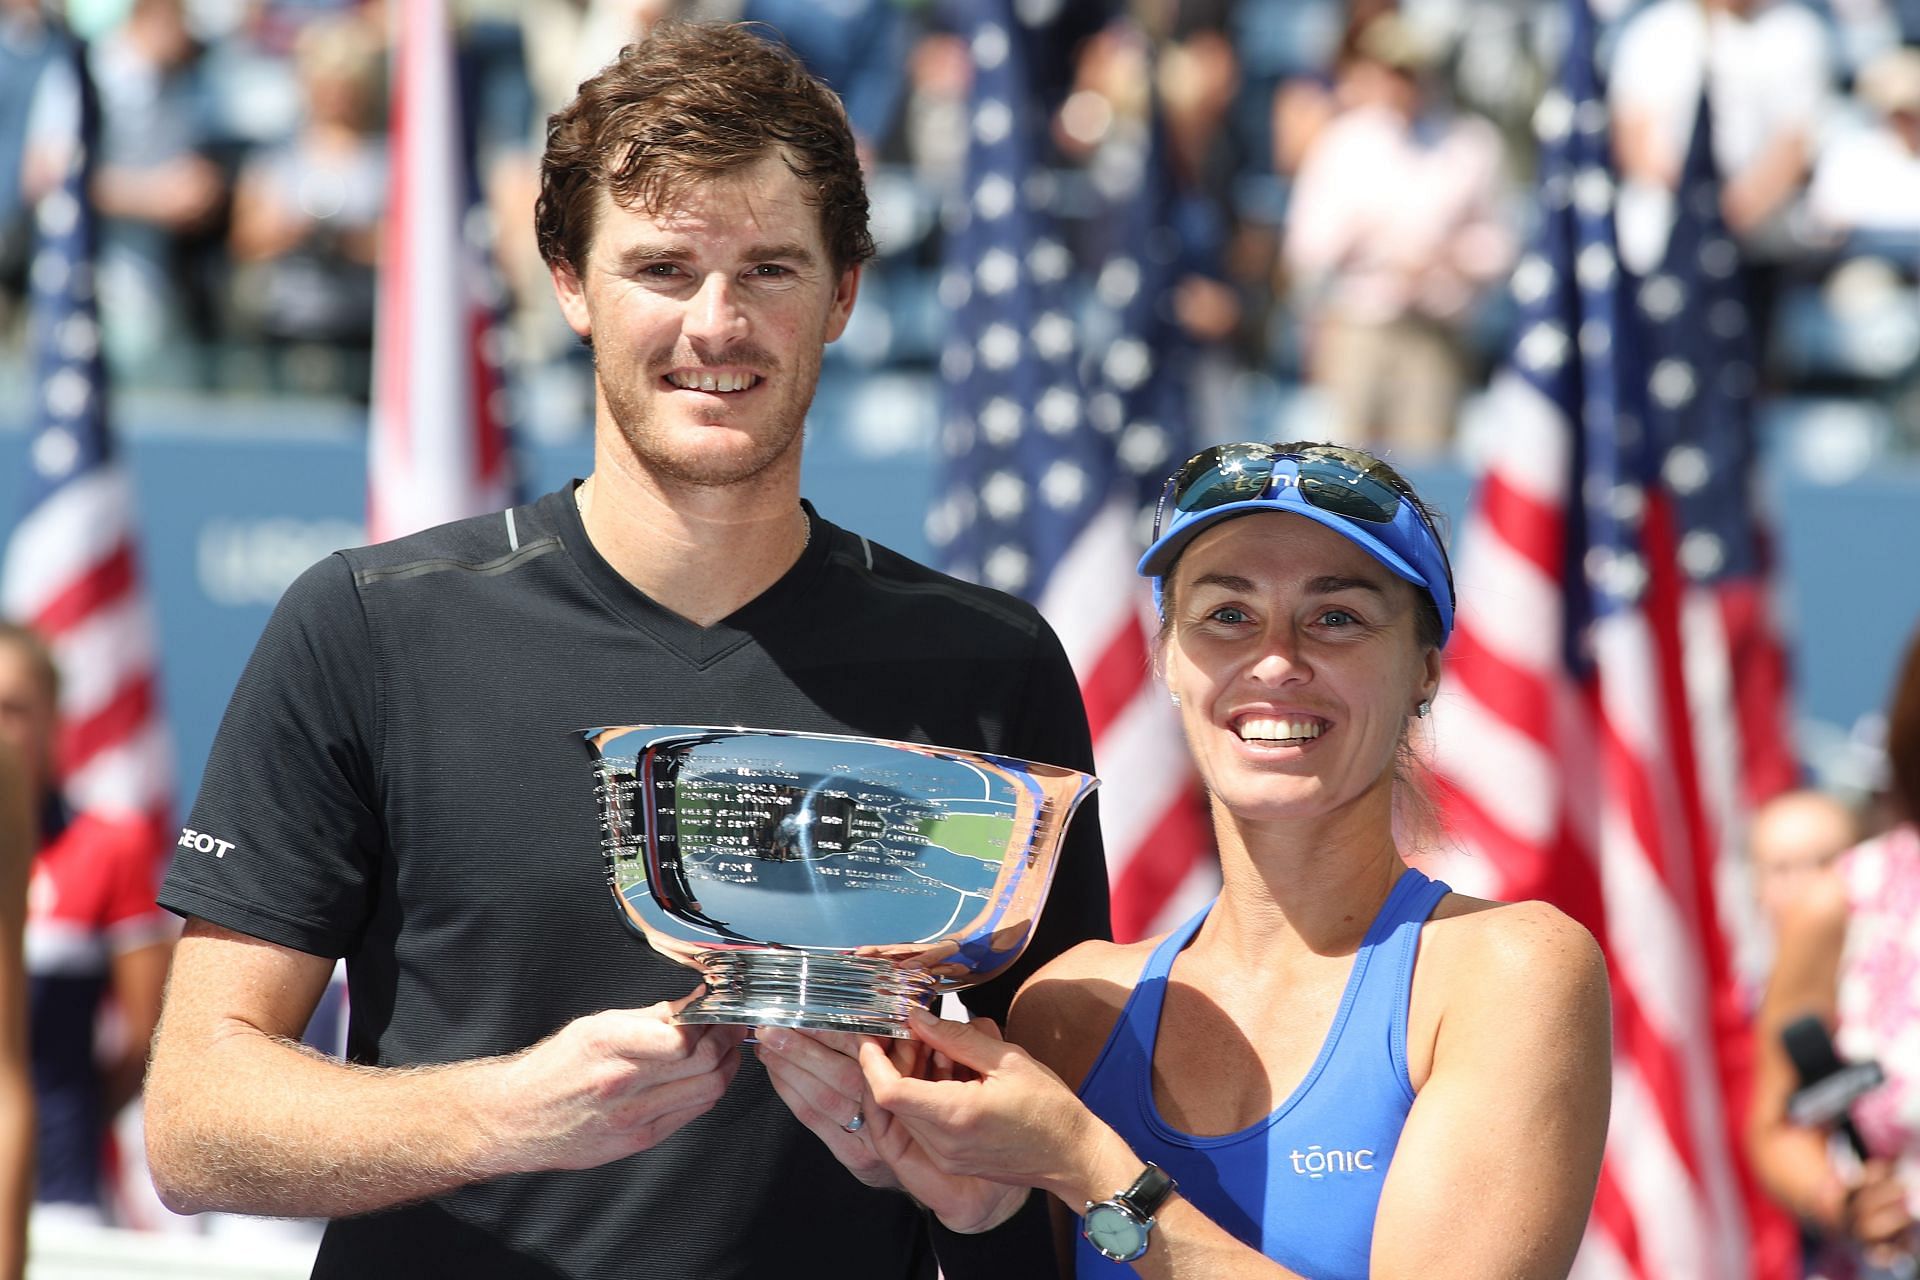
1172, 444, 1277, 515
1296, 450, 1455, 603
1295, 459, 1401, 524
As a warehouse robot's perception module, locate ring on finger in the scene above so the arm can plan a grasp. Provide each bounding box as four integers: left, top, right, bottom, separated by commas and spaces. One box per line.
841, 1107, 866, 1134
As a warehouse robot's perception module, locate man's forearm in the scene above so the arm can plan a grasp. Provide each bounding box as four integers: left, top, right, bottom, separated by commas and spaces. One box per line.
147, 987, 740, 1220
146, 1027, 518, 1218
0, 1071, 30, 1280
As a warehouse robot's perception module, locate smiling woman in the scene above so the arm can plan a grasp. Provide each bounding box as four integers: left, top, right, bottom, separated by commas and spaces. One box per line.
1146, 444, 1452, 845
763, 440, 1615, 1280
1155, 511, 1442, 832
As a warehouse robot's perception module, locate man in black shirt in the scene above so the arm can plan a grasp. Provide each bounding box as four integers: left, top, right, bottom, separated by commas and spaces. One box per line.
144, 23, 1109, 1279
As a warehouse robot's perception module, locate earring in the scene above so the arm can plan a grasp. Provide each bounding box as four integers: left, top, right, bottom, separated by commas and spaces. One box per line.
1415, 700, 1431, 719
1169, 692, 1182, 707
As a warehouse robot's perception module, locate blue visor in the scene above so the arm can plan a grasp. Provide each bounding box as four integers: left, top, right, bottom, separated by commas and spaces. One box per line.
1137, 445, 1454, 645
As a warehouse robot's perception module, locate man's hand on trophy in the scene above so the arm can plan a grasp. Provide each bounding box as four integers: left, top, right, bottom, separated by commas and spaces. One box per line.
756, 1025, 903, 1188
486, 987, 749, 1173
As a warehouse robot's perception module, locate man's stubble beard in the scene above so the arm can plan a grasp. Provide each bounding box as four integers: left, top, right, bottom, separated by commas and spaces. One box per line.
597, 341, 822, 491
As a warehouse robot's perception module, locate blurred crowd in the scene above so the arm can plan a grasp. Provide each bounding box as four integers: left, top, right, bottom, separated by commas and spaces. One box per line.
0, 0, 1917, 459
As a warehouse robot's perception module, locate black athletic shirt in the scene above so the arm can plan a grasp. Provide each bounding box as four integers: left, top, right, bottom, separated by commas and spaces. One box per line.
159, 484, 1111, 1280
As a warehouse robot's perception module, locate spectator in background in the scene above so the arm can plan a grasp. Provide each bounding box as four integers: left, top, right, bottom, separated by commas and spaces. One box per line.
43, 0, 227, 385
1803, 45, 1920, 416
1608, 0, 1834, 357
1134, 0, 1245, 352
0, 624, 172, 1226
1749, 624, 1920, 1277
899, 23, 972, 190
0, 726, 33, 1278
1268, 0, 1398, 180
0, 0, 69, 334
1750, 789, 1861, 935
1740, 786, 1866, 1277
227, 13, 386, 396
1056, 13, 1244, 370
1283, 12, 1513, 459
1739, 787, 1860, 998
1808, 45, 1920, 238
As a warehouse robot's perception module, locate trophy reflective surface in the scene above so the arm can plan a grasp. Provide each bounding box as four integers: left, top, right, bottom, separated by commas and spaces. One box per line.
588, 725, 1099, 1037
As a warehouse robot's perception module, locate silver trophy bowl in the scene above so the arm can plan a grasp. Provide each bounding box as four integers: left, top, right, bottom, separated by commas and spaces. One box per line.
587, 725, 1099, 1037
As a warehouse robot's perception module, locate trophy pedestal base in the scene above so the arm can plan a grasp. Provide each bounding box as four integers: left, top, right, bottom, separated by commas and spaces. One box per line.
676, 950, 937, 1038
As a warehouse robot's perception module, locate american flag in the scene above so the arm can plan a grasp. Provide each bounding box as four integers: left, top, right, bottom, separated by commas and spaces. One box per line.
1633, 78, 1799, 1280
1638, 90, 1798, 830
1, 42, 173, 829
1422, 1, 1796, 1275
928, 0, 1215, 941
368, 0, 514, 542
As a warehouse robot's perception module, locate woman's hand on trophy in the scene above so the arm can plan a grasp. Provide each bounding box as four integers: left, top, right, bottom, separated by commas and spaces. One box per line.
486, 987, 749, 1174
850, 1023, 1036, 1233
859, 1007, 1107, 1206
756, 1018, 1035, 1233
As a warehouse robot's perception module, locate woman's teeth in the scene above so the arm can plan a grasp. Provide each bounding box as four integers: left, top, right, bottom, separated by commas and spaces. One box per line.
1237, 717, 1323, 743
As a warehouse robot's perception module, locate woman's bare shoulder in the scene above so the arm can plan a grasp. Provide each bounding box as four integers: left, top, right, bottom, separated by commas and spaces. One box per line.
1006, 935, 1165, 1089
1408, 895, 1610, 1089
1422, 895, 1608, 1011
1027, 934, 1163, 986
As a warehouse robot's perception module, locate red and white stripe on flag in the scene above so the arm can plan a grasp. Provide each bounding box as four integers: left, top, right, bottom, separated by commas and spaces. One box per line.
1419, 374, 1792, 1280
3, 470, 172, 823
369, 0, 511, 543
1038, 502, 1217, 943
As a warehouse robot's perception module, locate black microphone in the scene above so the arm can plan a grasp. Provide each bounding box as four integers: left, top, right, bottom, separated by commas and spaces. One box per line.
1783, 1013, 1884, 1161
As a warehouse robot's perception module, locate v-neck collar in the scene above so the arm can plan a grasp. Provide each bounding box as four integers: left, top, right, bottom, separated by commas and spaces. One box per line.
1134, 867, 1426, 1146
543, 482, 834, 668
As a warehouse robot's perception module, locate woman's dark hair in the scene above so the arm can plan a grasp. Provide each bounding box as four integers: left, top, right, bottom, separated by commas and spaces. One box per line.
536, 21, 876, 278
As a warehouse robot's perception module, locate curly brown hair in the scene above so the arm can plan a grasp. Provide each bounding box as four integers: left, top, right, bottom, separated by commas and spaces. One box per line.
536, 22, 875, 278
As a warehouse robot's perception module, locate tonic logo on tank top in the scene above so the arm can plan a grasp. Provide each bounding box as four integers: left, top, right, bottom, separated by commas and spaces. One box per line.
1288, 1145, 1377, 1177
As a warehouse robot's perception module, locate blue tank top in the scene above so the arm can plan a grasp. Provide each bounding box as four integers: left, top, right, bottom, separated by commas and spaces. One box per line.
1073, 866, 1451, 1279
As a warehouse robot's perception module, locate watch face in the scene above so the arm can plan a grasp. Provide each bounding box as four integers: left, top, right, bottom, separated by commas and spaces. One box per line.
1084, 1203, 1148, 1262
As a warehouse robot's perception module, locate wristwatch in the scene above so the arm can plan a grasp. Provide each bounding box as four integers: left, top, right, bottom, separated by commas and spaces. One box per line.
1082, 1162, 1177, 1264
